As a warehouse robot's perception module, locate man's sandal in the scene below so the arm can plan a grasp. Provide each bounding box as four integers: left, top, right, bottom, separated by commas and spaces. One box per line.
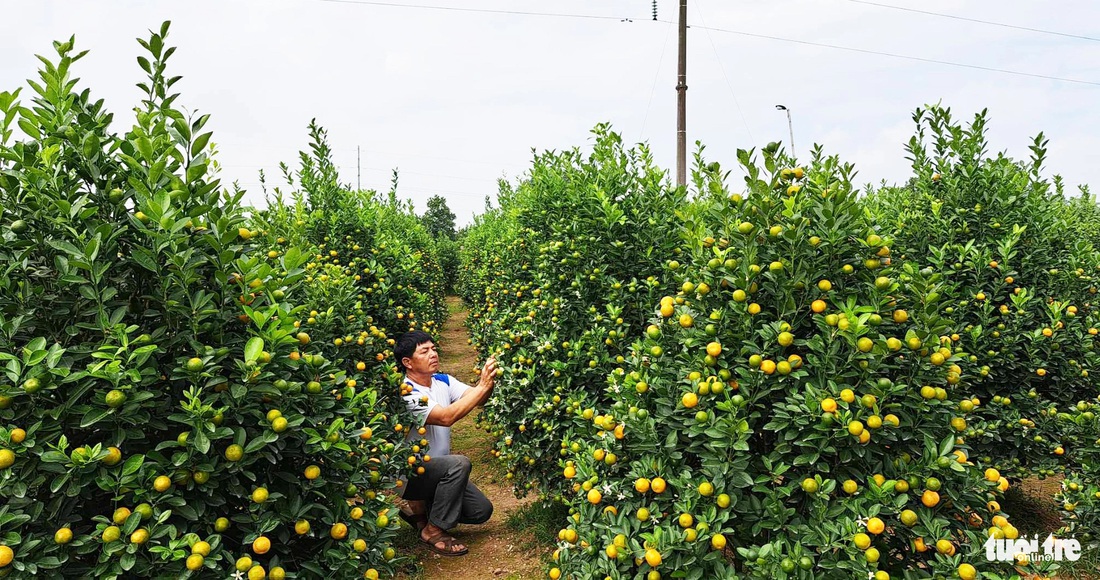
420, 531, 468, 557
398, 510, 428, 531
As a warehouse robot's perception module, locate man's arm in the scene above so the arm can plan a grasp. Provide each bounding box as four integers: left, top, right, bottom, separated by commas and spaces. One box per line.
424, 357, 497, 427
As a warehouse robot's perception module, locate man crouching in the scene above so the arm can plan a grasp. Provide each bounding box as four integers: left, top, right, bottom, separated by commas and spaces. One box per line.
395, 330, 497, 557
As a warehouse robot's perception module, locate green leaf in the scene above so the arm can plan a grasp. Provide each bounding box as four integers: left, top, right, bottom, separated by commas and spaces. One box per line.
82, 133, 100, 159
938, 434, 955, 457
135, 136, 153, 160
119, 551, 136, 571
121, 512, 141, 535
25, 350, 48, 366
50, 474, 69, 493
47, 239, 83, 258
244, 337, 263, 363
46, 345, 65, 367
130, 248, 158, 272
191, 132, 212, 157
730, 471, 754, 488
193, 430, 210, 454
18, 117, 38, 138
40, 451, 69, 464
185, 161, 206, 183
244, 437, 267, 454
121, 454, 145, 477
177, 504, 198, 521
80, 408, 112, 428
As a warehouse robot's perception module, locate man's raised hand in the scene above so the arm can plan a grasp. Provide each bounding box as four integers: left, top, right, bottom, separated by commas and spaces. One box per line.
478, 356, 498, 389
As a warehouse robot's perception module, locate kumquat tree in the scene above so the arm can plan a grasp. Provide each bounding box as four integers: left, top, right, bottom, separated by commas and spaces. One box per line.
460, 127, 1099, 579
0, 23, 441, 580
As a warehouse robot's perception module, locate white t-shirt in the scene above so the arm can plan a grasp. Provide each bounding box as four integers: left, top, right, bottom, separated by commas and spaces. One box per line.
402, 373, 471, 457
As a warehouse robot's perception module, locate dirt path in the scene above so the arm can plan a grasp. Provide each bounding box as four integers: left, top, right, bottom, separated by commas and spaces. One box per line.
395, 297, 543, 580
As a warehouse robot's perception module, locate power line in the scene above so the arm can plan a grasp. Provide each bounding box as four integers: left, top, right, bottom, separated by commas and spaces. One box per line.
844, 0, 1100, 43
232, 182, 491, 198
312, 0, 1099, 87
217, 147, 528, 170
222, 164, 510, 183
313, 0, 638, 21
693, 0, 756, 151
662, 20, 1100, 87
639, 17, 674, 141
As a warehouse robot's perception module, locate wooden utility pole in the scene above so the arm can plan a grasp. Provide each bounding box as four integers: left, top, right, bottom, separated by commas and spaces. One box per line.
676, 0, 687, 187
357, 146, 361, 191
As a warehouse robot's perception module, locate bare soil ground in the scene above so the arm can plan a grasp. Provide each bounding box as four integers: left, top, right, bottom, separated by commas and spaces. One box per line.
394, 297, 543, 580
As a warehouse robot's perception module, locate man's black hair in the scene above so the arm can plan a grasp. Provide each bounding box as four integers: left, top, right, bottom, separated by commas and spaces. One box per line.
395, 330, 436, 373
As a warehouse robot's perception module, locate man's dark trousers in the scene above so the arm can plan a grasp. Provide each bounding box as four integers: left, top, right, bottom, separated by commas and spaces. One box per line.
403, 454, 493, 530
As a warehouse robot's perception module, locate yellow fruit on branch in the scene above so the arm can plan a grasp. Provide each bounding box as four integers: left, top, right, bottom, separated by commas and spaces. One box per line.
225, 444, 244, 462
935, 539, 955, 555
682, 392, 699, 408
130, 528, 149, 544
191, 540, 211, 556
54, 527, 73, 544
186, 554, 204, 571
112, 507, 132, 525
252, 535, 271, 554
711, 533, 727, 550
0, 449, 14, 470
854, 532, 871, 550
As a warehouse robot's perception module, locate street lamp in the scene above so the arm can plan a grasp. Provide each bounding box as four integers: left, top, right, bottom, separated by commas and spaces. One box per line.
775, 104, 795, 159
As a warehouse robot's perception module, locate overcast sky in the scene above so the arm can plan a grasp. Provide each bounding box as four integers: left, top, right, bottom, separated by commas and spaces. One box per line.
3, 1, 1098, 226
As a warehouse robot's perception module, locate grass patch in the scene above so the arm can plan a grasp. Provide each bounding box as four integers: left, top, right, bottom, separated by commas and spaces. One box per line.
506, 500, 570, 549
446, 295, 465, 315
392, 523, 425, 580
1054, 546, 1100, 579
